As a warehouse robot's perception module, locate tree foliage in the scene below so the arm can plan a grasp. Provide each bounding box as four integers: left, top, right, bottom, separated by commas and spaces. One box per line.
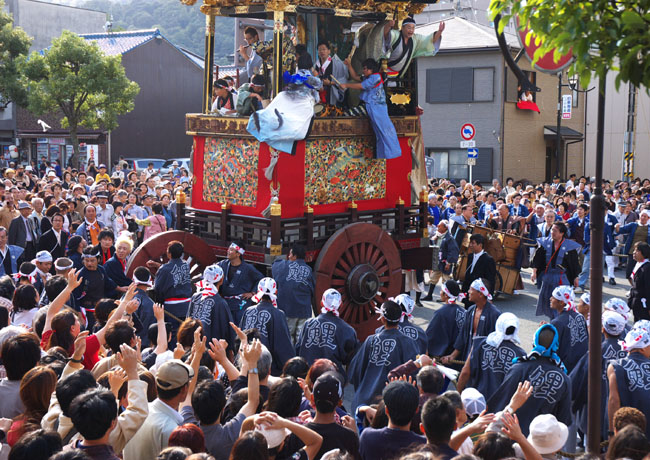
81, 0, 236, 65
23, 30, 139, 166
490, 0, 650, 88
0, 0, 31, 106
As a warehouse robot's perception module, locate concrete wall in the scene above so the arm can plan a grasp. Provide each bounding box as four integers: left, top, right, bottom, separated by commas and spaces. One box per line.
6, 0, 106, 51
584, 76, 650, 181
502, 59, 585, 183
109, 38, 203, 159
417, 49, 505, 182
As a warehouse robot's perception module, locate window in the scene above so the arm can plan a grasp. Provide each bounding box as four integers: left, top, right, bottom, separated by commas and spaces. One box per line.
427, 148, 493, 182
505, 69, 536, 103
426, 67, 494, 103
427, 149, 469, 180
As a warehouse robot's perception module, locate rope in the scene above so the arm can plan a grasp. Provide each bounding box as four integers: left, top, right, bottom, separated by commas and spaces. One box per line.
432, 356, 466, 366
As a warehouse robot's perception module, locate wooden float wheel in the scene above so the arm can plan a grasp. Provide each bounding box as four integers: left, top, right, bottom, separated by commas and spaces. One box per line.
314, 222, 402, 340
126, 230, 218, 281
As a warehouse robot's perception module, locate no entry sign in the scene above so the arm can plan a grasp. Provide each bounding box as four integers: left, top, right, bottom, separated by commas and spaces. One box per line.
461, 123, 475, 141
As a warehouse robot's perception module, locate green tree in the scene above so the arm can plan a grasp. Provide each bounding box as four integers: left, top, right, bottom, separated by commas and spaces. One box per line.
0, 0, 31, 106
490, 0, 650, 88
22, 30, 139, 167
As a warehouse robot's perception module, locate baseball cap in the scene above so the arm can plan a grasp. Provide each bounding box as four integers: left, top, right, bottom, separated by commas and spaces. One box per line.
313, 372, 343, 408
17, 201, 31, 210
155, 359, 194, 390
99, 163, 107, 169
461, 387, 486, 417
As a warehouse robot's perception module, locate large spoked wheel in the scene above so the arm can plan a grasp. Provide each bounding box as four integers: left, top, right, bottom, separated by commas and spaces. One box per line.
314, 222, 402, 340
126, 231, 218, 282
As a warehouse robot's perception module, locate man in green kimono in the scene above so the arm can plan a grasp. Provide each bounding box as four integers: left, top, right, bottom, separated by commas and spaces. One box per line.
382, 17, 445, 79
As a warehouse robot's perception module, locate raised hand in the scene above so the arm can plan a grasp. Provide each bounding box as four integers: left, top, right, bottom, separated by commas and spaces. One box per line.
72, 330, 89, 361
153, 303, 164, 321
67, 269, 83, 291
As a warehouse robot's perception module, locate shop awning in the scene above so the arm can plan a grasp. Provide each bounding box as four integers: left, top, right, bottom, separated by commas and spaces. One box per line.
16, 130, 105, 141
543, 125, 583, 140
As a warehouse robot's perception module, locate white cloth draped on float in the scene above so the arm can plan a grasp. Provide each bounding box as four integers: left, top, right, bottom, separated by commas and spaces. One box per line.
246, 70, 322, 155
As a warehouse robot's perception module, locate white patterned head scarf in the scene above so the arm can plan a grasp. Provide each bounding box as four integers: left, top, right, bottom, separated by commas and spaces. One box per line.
604, 298, 631, 321
486, 312, 521, 348
392, 293, 415, 322
321, 289, 341, 316
602, 310, 626, 337
620, 327, 650, 352
470, 279, 492, 301
552, 286, 575, 310
252, 277, 278, 307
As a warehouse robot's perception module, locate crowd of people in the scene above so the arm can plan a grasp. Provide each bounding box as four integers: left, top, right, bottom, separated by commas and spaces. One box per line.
0, 164, 650, 460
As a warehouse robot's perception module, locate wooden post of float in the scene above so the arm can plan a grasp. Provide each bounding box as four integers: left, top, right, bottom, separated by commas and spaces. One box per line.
419, 187, 428, 238
304, 206, 314, 251
220, 202, 230, 245
202, 12, 216, 113
349, 201, 358, 223
270, 199, 282, 256
271, 10, 284, 97
175, 190, 186, 231
397, 197, 405, 236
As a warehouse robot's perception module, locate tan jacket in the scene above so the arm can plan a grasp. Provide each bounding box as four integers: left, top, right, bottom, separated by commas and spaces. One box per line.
42, 363, 149, 453
91, 354, 148, 380
0, 207, 19, 231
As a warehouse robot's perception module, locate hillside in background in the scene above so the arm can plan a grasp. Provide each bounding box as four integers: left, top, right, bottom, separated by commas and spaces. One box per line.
70, 0, 235, 64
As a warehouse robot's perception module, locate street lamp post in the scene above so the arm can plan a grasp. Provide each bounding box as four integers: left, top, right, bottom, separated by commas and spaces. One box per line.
555, 72, 579, 178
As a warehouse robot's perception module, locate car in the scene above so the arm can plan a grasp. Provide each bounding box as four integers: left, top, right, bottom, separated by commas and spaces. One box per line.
161, 158, 191, 175
122, 158, 166, 173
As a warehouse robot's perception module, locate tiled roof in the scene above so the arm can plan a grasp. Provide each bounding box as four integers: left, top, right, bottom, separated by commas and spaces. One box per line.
416, 16, 520, 51
79, 29, 161, 56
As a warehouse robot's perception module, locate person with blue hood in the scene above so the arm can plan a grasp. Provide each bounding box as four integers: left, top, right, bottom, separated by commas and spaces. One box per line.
487, 324, 572, 437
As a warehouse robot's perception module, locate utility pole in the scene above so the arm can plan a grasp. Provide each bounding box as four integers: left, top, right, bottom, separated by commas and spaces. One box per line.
622, 83, 637, 181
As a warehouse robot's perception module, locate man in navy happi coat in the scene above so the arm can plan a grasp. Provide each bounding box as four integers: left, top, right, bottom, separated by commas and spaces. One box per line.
426, 280, 466, 357
487, 324, 572, 437
272, 243, 315, 343
153, 240, 193, 341
375, 294, 427, 354
348, 300, 419, 410
240, 277, 295, 376
457, 312, 525, 399
219, 241, 264, 325
296, 289, 358, 381
548, 286, 588, 373
187, 264, 236, 352
442, 278, 501, 363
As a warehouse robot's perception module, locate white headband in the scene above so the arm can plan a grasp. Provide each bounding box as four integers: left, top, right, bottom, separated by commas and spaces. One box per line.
133, 273, 153, 288
470, 279, 492, 301
229, 243, 245, 255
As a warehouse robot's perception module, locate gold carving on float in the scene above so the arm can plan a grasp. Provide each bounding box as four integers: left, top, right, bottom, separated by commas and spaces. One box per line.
182, 0, 431, 16
390, 93, 411, 105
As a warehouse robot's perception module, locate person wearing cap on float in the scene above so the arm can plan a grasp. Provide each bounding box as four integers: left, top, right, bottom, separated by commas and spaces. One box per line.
95, 164, 110, 183
75, 205, 105, 247
187, 264, 235, 349
33, 249, 53, 293
425, 280, 466, 358
607, 325, 650, 439
375, 293, 427, 354
123, 340, 203, 460
240, 277, 295, 376
531, 221, 581, 320
218, 240, 263, 325
296, 288, 358, 381
548, 286, 588, 373
583, 206, 618, 286
570, 310, 627, 441
74, 246, 118, 330
348, 300, 419, 410
104, 234, 134, 290
37, 212, 67, 263
422, 219, 459, 302
95, 191, 114, 226
8, 200, 38, 260
442, 278, 501, 364
151, 240, 192, 342
628, 241, 650, 322
457, 312, 525, 398
488, 324, 572, 437
271, 243, 315, 343
381, 16, 444, 81
236, 74, 267, 116
615, 209, 650, 284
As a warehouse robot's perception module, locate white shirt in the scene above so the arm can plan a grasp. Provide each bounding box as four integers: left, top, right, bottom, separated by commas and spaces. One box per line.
123, 398, 183, 460
470, 250, 484, 273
